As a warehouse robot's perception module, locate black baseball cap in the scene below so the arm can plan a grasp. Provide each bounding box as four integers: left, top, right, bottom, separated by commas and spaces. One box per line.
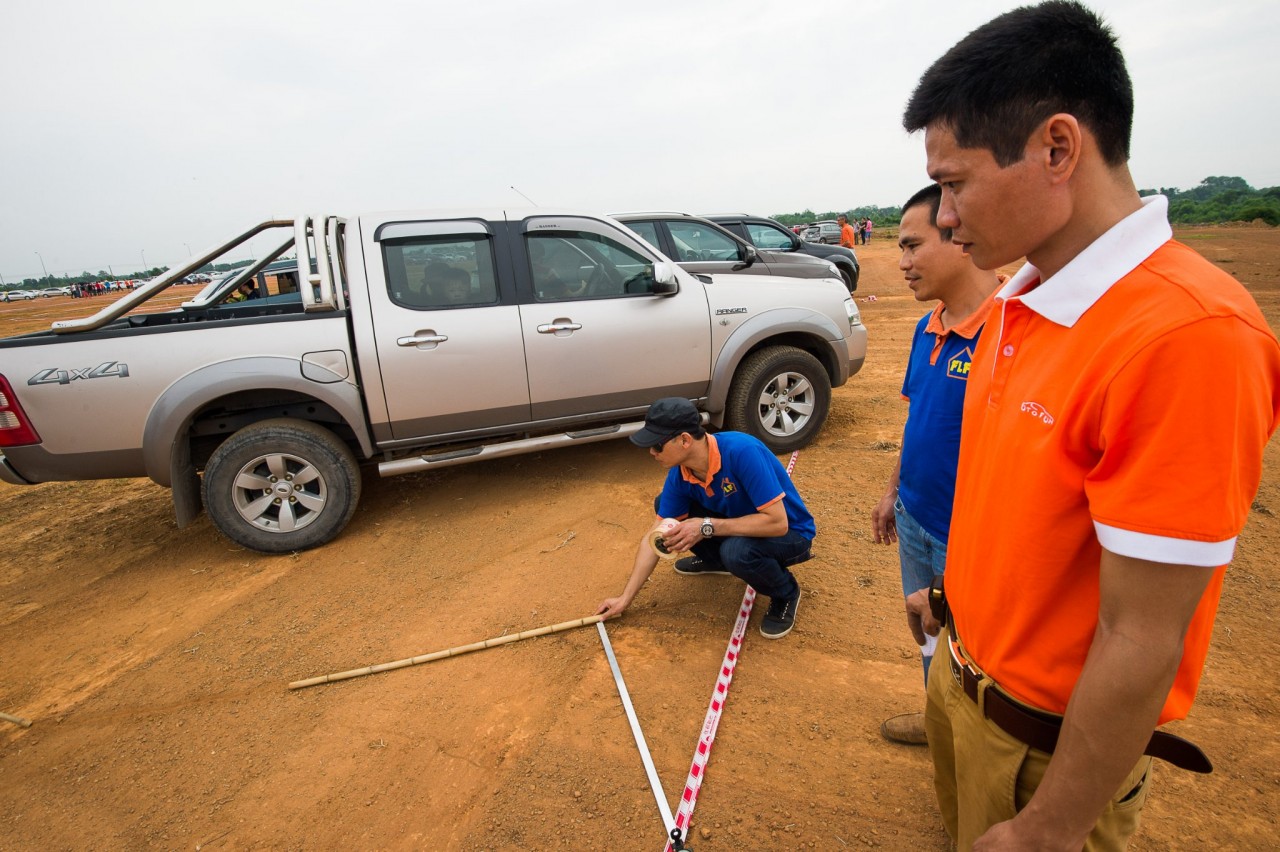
630, 397, 702, 448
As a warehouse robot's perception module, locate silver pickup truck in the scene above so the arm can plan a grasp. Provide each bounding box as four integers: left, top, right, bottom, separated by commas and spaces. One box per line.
0, 210, 866, 553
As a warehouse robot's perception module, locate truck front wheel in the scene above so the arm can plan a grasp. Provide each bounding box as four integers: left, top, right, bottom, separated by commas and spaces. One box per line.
202, 418, 361, 553
725, 346, 831, 454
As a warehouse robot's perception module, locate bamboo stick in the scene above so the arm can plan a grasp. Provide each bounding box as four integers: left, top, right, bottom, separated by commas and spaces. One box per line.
0, 711, 32, 728
289, 613, 606, 690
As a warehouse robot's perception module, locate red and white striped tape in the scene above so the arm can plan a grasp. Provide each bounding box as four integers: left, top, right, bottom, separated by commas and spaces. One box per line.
660, 448, 801, 851
664, 584, 756, 851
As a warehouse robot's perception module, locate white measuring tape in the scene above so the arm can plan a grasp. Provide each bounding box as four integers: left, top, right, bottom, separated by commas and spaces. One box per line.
597, 621, 678, 836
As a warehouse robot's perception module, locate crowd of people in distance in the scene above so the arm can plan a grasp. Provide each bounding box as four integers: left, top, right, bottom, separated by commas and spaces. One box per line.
69, 280, 141, 298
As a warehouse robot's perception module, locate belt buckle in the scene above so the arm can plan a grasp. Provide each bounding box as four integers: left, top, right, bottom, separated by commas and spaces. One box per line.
947, 638, 968, 687
948, 640, 989, 715
949, 647, 963, 688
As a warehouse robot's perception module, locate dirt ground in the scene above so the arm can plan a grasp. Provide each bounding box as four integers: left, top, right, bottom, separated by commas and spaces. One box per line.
1, 226, 1278, 851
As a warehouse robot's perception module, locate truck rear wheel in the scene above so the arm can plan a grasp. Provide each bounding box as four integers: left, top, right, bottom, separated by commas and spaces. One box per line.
725, 346, 831, 454
202, 418, 361, 553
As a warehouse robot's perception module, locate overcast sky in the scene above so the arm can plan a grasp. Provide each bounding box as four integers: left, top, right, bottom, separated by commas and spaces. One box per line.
2, 0, 1276, 281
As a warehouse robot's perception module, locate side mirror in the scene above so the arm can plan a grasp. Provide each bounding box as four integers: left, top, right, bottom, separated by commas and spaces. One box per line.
651, 262, 678, 295
731, 244, 759, 271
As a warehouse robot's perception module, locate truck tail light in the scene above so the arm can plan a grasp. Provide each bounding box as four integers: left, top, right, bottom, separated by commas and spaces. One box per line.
0, 375, 41, 447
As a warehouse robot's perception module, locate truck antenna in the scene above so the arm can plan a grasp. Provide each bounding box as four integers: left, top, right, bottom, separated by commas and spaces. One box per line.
510, 185, 538, 206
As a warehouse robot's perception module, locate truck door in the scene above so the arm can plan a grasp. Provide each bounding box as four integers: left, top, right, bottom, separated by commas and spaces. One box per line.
361, 219, 532, 442
515, 216, 711, 421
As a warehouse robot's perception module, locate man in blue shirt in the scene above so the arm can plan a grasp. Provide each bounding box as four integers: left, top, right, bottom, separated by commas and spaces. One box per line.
871, 185, 1002, 743
597, 397, 813, 639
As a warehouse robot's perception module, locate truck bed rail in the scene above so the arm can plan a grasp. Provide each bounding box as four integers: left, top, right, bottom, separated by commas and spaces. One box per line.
51, 219, 300, 334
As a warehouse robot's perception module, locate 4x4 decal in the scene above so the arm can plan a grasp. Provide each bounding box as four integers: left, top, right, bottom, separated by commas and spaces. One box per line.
28, 361, 130, 386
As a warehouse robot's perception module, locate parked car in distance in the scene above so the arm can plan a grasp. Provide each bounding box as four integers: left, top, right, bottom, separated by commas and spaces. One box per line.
802, 220, 843, 245
705, 214, 859, 292
611, 212, 845, 283
2, 290, 38, 302
39, 287, 70, 297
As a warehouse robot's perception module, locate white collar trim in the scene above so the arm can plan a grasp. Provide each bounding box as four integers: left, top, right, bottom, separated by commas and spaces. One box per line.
997, 195, 1173, 327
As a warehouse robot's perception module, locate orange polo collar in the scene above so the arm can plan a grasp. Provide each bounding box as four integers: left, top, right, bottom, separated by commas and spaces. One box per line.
925, 280, 1003, 365
680, 434, 722, 496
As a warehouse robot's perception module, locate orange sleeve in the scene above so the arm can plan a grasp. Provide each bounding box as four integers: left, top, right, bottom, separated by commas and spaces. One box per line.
1086, 316, 1280, 544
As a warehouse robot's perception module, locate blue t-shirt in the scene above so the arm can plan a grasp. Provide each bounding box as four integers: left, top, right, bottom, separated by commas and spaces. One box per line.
898, 312, 985, 544
657, 432, 816, 540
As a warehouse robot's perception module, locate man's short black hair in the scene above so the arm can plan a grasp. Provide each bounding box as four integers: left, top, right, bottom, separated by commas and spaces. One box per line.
903, 0, 1133, 167
901, 185, 952, 243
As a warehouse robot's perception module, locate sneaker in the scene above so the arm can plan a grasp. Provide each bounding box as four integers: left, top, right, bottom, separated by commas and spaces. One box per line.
880, 712, 928, 745
674, 556, 730, 576
760, 589, 801, 639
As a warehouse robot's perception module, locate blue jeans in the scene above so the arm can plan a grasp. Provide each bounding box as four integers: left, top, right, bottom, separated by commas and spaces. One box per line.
690, 531, 808, 601
662, 497, 808, 601
895, 497, 947, 684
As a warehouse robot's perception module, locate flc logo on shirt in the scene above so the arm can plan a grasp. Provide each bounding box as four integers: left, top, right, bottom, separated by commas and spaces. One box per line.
947, 346, 974, 381
722, 480, 737, 496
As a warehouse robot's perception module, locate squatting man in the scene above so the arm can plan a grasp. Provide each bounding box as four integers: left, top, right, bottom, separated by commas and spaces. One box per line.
596, 397, 814, 639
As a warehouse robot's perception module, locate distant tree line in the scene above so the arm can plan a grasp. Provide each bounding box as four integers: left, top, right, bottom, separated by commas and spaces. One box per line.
4, 261, 253, 292
769, 176, 1279, 232
772, 206, 905, 229
1140, 176, 1280, 227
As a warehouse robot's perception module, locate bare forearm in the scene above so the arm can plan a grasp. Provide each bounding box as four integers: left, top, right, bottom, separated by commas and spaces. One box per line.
664, 502, 789, 552
871, 449, 902, 545
1013, 627, 1182, 848
991, 551, 1213, 849
709, 510, 787, 539
883, 455, 901, 499
618, 546, 660, 607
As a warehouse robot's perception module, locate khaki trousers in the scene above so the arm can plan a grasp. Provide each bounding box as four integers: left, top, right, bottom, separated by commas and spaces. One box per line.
925, 628, 1153, 850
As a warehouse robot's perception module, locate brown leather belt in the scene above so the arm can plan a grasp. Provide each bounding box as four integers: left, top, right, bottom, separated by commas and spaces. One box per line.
948, 642, 1212, 774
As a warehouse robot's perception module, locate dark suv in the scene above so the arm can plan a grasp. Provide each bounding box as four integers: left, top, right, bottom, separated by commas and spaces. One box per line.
707, 215, 859, 292
611, 212, 845, 283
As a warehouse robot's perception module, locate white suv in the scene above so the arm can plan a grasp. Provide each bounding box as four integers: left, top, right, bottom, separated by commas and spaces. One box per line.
802, 221, 843, 245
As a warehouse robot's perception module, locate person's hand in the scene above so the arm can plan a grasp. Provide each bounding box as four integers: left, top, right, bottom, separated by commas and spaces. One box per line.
972, 820, 1022, 850
973, 815, 1074, 851
658, 518, 705, 554
597, 596, 629, 619
904, 587, 940, 646
871, 491, 898, 544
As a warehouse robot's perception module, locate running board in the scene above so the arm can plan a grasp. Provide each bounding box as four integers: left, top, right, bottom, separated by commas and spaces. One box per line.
377, 420, 646, 477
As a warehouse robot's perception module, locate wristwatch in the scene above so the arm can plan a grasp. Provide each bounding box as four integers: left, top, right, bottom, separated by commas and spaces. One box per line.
700, 518, 715, 538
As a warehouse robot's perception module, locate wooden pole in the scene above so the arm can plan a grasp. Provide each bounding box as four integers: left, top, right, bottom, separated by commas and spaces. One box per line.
0, 711, 32, 728
289, 613, 606, 690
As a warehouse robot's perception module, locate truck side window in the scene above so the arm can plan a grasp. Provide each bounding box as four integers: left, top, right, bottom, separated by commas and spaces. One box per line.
622, 220, 660, 251
527, 231, 656, 301
383, 235, 498, 309
666, 222, 741, 263
746, 222, 796, 251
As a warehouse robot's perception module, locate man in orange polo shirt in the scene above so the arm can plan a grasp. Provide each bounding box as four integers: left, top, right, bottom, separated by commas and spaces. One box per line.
903, 2, 1280, 849
838, 214, 858, 249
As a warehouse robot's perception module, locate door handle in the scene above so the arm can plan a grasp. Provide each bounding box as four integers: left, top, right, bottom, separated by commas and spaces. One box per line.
396, 333, 449, 347
536, 322, 582, 334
